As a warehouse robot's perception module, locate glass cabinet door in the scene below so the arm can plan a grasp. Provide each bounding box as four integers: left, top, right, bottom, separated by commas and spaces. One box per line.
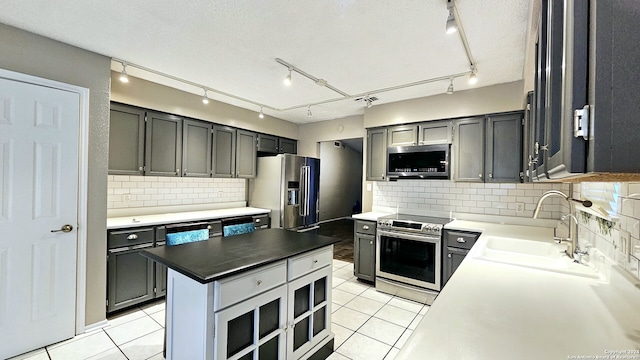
215, 285, 287, 360
287, 266, 332, 359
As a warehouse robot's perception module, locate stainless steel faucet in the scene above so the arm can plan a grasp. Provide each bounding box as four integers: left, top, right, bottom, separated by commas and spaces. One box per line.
532, 190, 592, 261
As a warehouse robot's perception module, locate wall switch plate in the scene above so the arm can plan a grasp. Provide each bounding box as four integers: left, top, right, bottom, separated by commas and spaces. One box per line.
515, 202, 525, 215
366, 183, 372, 192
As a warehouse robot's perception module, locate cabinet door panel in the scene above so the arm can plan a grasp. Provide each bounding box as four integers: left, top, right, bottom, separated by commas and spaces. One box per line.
236, 130, 257, 178
145, 112, 182, 177
109, 104, 145, 175
279, 138, 297, 154
453, 118, 485, 182
257, 134, 279, 153
442, 247, 468, 287
366, 128, 387, 181
212, 125, 236, 178
354, 234, 375, 282
182, 119, 212, 177
107, 249, 154, 312
419, 121, 452, 145
387, 125, 417, 146
486, 113, 522, 183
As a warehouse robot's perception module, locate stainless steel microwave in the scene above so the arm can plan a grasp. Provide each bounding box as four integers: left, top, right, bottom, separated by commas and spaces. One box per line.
387, 144, 450, 179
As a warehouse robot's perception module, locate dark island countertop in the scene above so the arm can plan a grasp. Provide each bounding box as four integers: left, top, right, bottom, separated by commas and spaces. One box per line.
140, 228, 339, 284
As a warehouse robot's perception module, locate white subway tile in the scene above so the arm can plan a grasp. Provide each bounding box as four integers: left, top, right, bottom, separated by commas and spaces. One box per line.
476, 201, 492, 208
484, 208, 500, 215
113, 175, 130, 182
121, 181, 137, 188
492, 189, 507, 196
108, 181, 122, 189
507, 189, 525, 197
492, 202, 507, 209
500, 209, 516, 216
477, 189, 491, 195
151, 182, 165, 188
499, 183, 517, 189
114, 188, 129, 195
456, 194, 470, 201
469, 207, 485, 214
457, 206, 470, 213
462, 201, 476, 207
144, 188, 158, 195
470, 195, 484, 201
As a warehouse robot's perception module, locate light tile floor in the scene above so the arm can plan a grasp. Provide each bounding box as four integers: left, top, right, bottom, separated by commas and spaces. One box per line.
9, 259, 428, 360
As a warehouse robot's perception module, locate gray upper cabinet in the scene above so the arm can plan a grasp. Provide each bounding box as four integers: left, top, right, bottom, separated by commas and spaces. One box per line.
366, 128, 387, 181
485, 113, 523, 183
279, 138, 297, 154
387, 125, 417, 147
235, 129, 257, 178
145, 112, 183, 177
182, 119, 212, 177
212, 125, 236, 178
257, 133, 279, 154
453, 117, 485, 182
109, 103, 145, 175
418, 121, 452, 145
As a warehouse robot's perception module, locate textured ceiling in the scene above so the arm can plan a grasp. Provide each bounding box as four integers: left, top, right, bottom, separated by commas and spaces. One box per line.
0, 0, 530, 123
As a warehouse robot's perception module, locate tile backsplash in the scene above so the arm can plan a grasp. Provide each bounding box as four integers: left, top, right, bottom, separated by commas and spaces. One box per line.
107, 175, 246, 209
574, 183, 640, 279
373, 180, 569, 219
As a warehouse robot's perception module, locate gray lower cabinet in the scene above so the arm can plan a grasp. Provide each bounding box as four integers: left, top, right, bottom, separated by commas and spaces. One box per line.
212, 125, 237, 178
145, 112, 183, 177
353, 220, 376, 282
182, 119, 212, 177
453, 117, 485, 182
485, 113, 523, 183
109, 103, 145, 175
442, 229, 480, 287
107, 227, 155, 313
236, 129, 257, 178
366, 128, 387, 181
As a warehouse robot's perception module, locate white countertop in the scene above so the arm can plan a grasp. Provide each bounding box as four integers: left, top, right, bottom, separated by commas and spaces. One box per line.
107, 207, 270, 229
397, 220, 640, 360
351, 212, 392, 221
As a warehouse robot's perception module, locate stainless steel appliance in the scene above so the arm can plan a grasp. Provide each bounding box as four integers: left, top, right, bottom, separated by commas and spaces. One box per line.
375, 214, 452, 305
249, 154, 320, 232
387, 144, 450, 179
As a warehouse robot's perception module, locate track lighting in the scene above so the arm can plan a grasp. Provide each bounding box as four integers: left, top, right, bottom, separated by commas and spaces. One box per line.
284, 68, 292, 86
445, 0, 458, 34
307, 105, 312, 117
446, 78, 454, 95
469, 65, 478, 85
258, 106, 264, 119
365, 97, 373, 108
119, 62, 129, 83
202, 89, 209, 104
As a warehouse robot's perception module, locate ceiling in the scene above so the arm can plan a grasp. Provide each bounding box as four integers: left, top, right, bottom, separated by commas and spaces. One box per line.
0, 0, 530, 124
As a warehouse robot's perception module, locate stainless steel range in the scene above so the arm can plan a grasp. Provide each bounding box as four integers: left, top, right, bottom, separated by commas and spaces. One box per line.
375, 213, 452, 305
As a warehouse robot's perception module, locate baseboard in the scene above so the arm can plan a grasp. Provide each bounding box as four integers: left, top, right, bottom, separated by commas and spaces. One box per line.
83, 319, 109, 333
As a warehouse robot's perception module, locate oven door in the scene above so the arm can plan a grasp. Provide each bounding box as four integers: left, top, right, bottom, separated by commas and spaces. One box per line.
376, 229, 441, 291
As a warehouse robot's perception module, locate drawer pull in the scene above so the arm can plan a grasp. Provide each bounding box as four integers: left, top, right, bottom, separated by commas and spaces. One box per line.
257, 280, 263, 286
127, 234, 138, 240
207, 225, 212, 230
362, 225, 370, 230
456, 237, 466, 243
256, 218, 261, 223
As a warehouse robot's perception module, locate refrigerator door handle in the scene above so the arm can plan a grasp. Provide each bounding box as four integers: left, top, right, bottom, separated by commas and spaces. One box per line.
299, 166, 306, 217
304, 166, 311, 216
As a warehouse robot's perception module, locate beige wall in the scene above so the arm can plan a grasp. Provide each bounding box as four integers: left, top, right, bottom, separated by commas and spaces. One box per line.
111, 72, 298, 139
318, 141, 363, 221
363, 81, 526, 128
0, 24, 111, 326
297, 115, 364, 157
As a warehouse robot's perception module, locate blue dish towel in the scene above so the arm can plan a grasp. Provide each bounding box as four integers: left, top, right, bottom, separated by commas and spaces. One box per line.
223, 223, 255, 237
166, 229, 209, 246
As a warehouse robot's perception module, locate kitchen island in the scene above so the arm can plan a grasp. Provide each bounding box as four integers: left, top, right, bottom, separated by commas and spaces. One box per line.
141, 228, 339, 360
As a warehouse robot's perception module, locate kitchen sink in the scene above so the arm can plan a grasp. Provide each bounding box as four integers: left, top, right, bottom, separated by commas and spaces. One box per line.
472, 236, 605, 281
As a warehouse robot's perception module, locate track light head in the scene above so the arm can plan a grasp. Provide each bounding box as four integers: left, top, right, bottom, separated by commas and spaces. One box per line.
446, 10, 458, 34
258, 106, 264, 119
119, 62, 129, 83
469, 72, 478, 85
284, 68, 292, 86
446, 79, 454, 95
202, 89, 209, 104
307, 106, 312, 117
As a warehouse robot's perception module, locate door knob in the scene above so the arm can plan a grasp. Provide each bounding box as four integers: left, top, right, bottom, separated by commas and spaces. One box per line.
51, 224, 73, 233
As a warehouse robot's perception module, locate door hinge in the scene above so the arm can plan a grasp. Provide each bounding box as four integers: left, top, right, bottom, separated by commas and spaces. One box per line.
106, 299, 109, 307
144, 115, 148, 122
521, 118, 525, 126
153, 287, 157, 294
574, 105, 589, 139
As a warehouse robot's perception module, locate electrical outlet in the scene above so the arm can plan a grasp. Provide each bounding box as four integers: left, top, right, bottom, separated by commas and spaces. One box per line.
122, 194, 131, 202
515, 202, 525, 215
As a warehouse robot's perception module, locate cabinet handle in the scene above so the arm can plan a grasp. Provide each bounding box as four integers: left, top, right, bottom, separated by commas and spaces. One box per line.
448, 254, 452, 258
489, 173, 493, 178
183, 168, 187, 176
256, 219, 261, 223
370, 240, 373, 245
127, 234, 138, 240
479, 173, 483, 178
138, 166, 143, 171
362, 225, 369, 230
456, 237, 466, 243
176, 168, 180, 175
257, 280, 262, 286
207, 225, 212, 230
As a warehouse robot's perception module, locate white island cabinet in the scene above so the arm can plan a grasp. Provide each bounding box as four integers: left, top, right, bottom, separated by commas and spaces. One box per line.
142, 229, 336, 360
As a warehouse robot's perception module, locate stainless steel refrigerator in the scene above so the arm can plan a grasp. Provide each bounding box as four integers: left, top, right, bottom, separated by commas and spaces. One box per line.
249, 154, 320, 231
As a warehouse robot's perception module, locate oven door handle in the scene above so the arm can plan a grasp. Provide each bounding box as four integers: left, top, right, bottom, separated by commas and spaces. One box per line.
377, 229, 439, 243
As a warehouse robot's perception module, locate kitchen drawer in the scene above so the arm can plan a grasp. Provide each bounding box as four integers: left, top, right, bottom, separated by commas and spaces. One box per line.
444, 230, 480, 250
108, 227, 155, 249
252, 214, 269, 230
354, 220, 376, 236
287, 246, 333, 281
207, 220, 222, 237
213, 260, 286, 310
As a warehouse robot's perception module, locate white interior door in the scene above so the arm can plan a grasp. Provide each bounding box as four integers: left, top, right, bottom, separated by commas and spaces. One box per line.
0, 77, 79, 359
